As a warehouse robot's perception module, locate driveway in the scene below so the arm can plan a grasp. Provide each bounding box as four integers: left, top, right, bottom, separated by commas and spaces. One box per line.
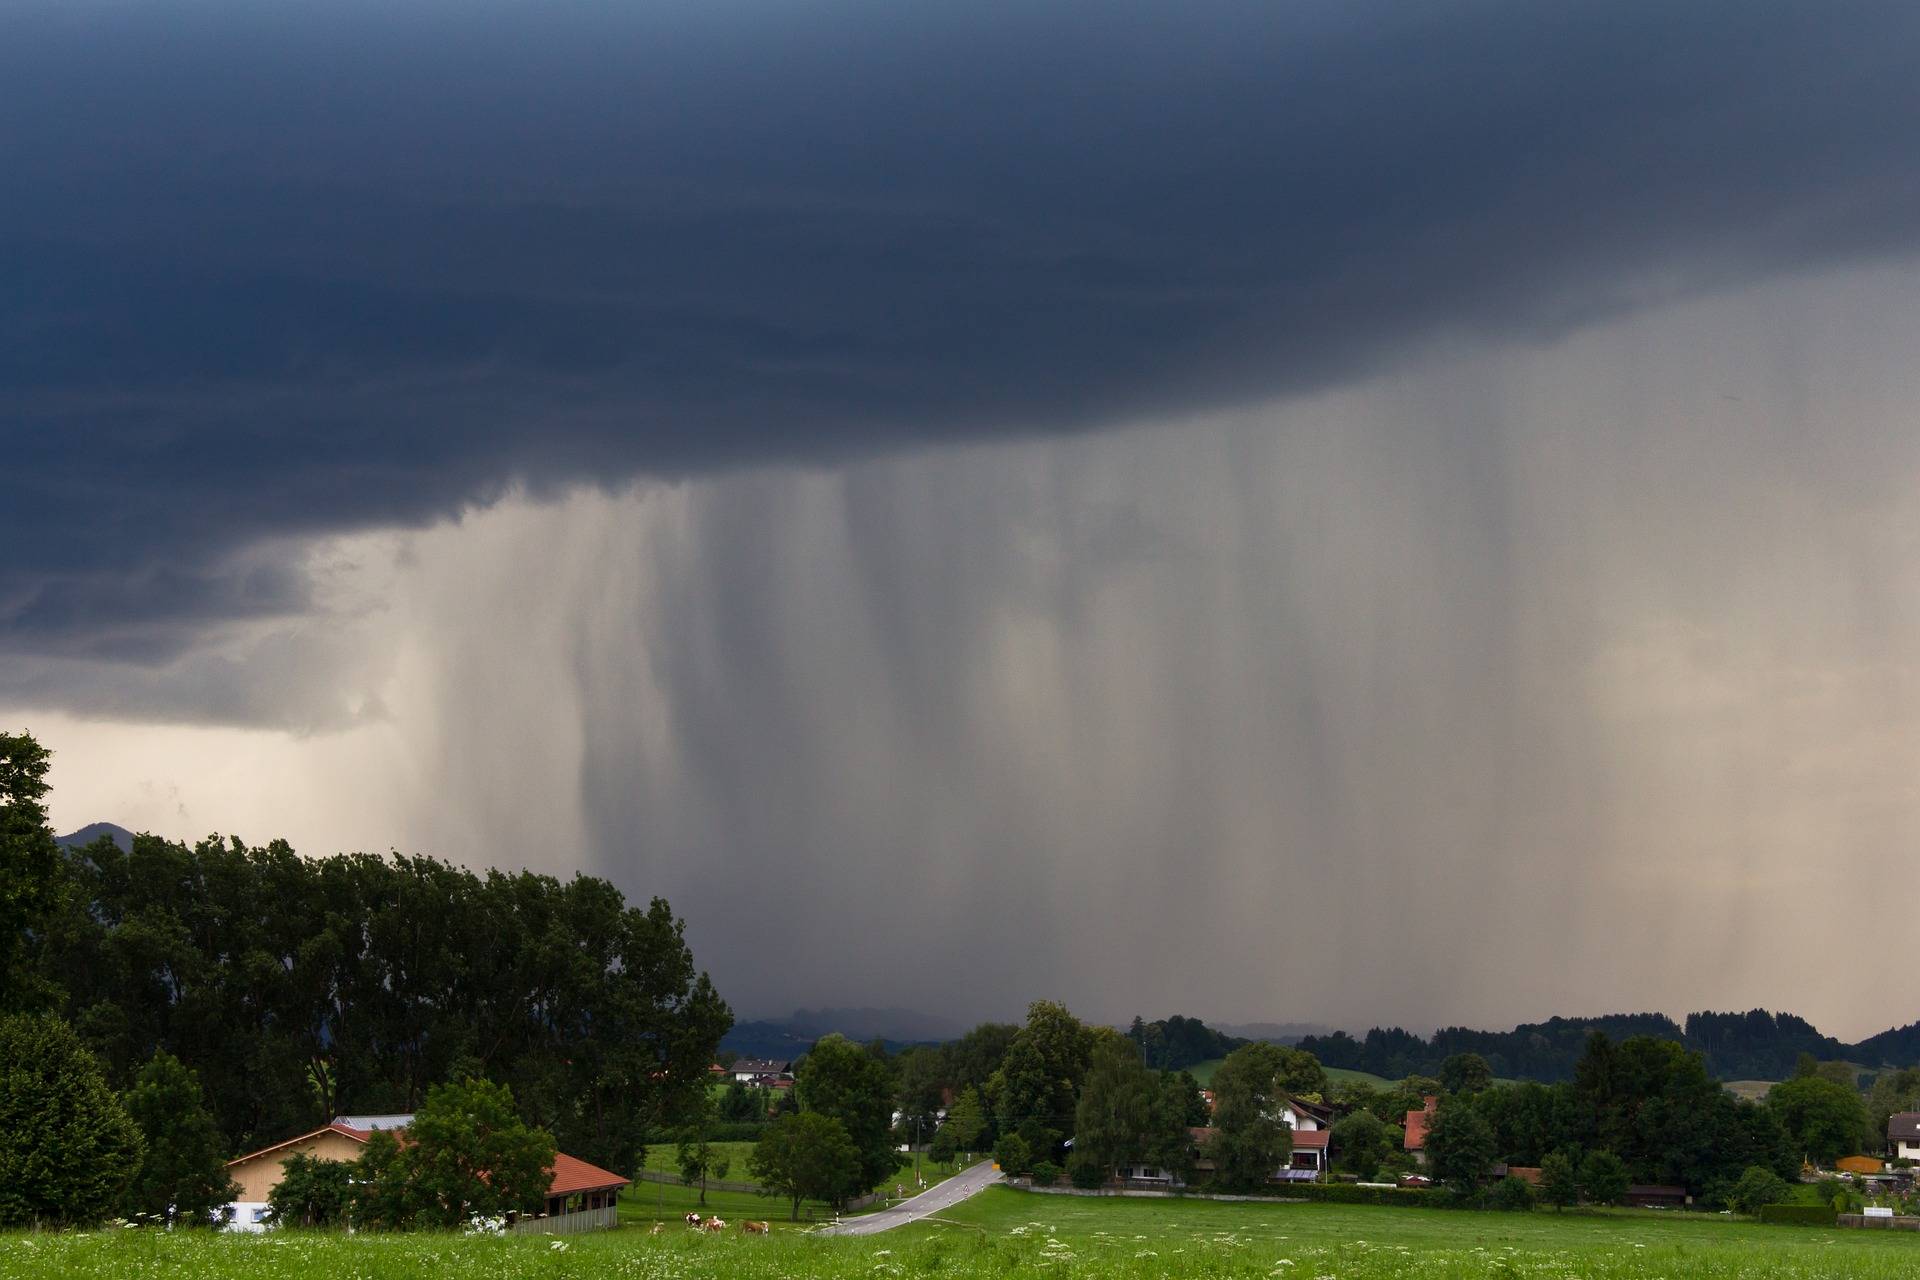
820, 1160, 1003, 1235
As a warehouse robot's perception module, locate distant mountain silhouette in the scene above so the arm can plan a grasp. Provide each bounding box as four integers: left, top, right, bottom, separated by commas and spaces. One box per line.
1214, 1021, 1337, 1044
787, 1006, 965, 1042
55, 821, 135, 852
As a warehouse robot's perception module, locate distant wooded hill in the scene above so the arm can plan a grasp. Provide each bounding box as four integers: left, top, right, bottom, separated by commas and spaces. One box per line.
727, 1003, 1920, 1083
1298, 1009, 1920, 1083
719, 1007, 960, 1059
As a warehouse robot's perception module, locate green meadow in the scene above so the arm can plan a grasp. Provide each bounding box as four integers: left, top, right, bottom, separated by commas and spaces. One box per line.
6, 1185, 1917, 1280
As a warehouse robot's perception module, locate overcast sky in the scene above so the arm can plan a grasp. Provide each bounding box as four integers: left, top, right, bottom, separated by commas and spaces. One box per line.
8, 1, 1920, 1039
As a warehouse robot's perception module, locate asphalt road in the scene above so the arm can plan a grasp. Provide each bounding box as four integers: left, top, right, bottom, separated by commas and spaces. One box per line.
820, 1160, 1004, 1235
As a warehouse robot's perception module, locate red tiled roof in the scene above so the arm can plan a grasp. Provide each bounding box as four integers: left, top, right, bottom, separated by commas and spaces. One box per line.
1506, 1166, 1542, 1185
1290, 1128, 1329, 1149
547, 1151, 631, 1197
1404, 1098, 1437, 1150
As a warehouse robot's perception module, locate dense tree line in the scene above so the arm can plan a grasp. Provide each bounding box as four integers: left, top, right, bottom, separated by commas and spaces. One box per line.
1125, 1014, 1246, 1071
1334, 1033, 1810, 1203
1299, 1008, 1898, 1084
2, 730, 729, 1186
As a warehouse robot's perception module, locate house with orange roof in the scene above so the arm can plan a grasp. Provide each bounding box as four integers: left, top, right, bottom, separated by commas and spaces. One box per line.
222, 1113, 629, 1233
1403, 1095, 1437, 1167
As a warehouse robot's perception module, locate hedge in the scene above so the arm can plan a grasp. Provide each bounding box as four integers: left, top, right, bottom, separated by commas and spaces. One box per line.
1279, 1183, 1463, 1209
1758, 1204, 1838, 1227
665, 1121, 767, 1143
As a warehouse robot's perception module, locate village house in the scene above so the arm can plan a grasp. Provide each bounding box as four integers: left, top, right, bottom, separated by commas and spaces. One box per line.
1177, 1093, 1335, 1187
727, 1058, 795, 1086
1403, 1096, 1437, 1167
1890, 1112, 1920, 1162
222, 1114, 629, 1233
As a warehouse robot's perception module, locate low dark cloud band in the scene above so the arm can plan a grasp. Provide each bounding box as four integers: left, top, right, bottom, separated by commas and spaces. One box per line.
6, 0, 1920, 669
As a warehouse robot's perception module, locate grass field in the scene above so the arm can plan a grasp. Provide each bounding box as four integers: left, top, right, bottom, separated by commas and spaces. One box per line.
1724, 1079, 1777, 1102
8, 1183, 1920, 1278
623, 1149, 981, 1227
1185, 1061, 1494, 1090
1186, 1058, 1224, 1085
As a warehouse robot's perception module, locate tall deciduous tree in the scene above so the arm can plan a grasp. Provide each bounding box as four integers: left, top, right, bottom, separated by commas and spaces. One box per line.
0, 732, 62, 1015
1331, 1109, 1390, 1179
943, 1086, 987, 1156
119, 1050, 238, 1225
676, 1091, 730, 1206
749, 1112, 861, 1219
1578, 1149, 1629, 1206
1766, 1075, 1870, 1165
797, 1034, 900, 1191
1439, 1052, 1494, 1095
1073, 1036, 1159, 1173
1424, 1094, 1496, 1196
0, 1013, 144, 1227
1537, 1150, 1579, 1209
1203, 1043, 1293, 1192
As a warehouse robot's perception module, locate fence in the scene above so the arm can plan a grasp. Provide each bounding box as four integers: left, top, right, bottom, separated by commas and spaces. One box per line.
632, 1168, 883, 1217
633, 1168, 764, 1196
1838, 1213, 1920, 1231
507, 1205, 620, 1235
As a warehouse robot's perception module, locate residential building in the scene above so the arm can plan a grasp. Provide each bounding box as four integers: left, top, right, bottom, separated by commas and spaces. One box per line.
1183, 1094, 1334, 1186
728, 1058, 795, 1085
1404, 1096, 1437, 1167
1890, 1113, 1920, 1162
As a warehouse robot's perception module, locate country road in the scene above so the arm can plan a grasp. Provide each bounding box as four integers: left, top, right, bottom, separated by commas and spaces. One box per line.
819, 1160, 1003, 1235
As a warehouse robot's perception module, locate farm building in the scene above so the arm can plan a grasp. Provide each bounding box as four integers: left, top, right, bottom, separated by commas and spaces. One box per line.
222, 1114, 628, 1234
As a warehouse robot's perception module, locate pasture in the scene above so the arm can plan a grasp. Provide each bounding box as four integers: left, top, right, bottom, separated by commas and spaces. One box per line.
6, 1184, 1918, 1279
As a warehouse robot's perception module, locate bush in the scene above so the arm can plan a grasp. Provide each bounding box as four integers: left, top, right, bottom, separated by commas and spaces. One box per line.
1279, 1182, 1461, 1208
1729, 1165, 1791, 1216
0, 1014, 144, 1228
351, 1078, 557, 1229
1491, 1175, 1536, 1212
1757, 1203, 1838, 1227
1029, 1160, 1061, 1187
993, 1134, 1031, 1176
1578, 1150, 1629, 1206
268, 1154, 354, 1227
119, 1051, 238, 1227
1066, 1153, 1106, 1190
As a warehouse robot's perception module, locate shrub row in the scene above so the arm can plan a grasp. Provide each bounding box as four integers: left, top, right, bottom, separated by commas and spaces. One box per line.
663, 1121, 766, 1144
1271, 1183, 1462, 1209
1758, 1204, 1838, 1227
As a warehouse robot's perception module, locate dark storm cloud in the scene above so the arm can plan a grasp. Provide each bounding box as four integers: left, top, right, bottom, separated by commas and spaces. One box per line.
6, 0, 1920, 669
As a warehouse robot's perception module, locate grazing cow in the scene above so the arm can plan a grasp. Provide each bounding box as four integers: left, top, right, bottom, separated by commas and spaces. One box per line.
685, 1211, 704, 1227
740, 1220, 770, 1234
703, 1216, 727, 1232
